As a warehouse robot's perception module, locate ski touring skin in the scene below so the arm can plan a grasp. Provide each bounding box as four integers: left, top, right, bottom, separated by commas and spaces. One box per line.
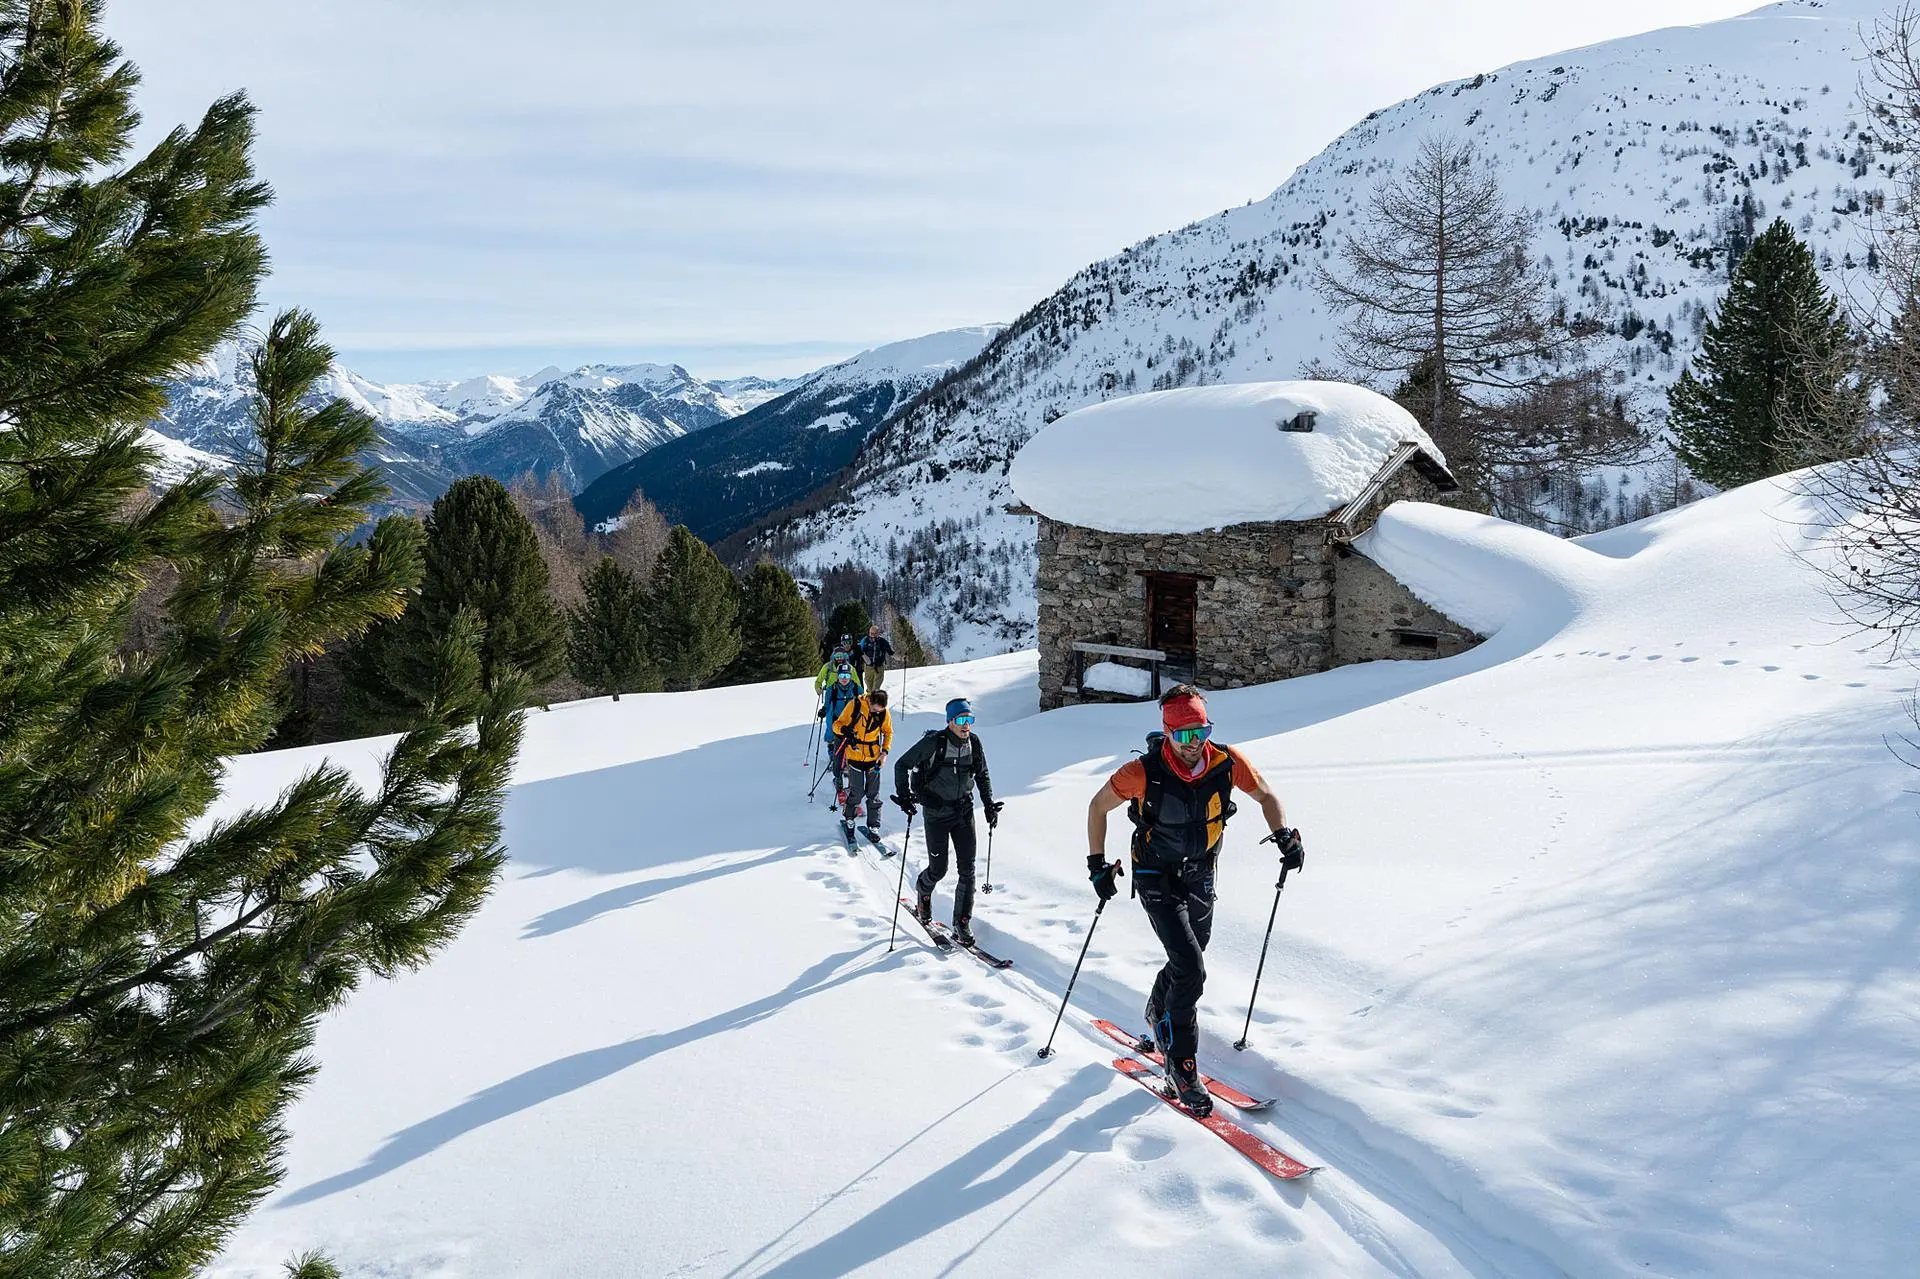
896, 897, 1014, 969
1112, 1058, 1317, 1181
1090, 1019, 1273, 1112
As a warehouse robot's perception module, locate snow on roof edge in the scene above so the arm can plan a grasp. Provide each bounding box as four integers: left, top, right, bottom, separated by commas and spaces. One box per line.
1008, 380, 1447, 535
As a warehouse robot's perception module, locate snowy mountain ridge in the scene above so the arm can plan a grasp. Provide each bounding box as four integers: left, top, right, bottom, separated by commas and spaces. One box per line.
571, 326, 1003, 542
759, 0, 1898, 660
151, 343, 808, 504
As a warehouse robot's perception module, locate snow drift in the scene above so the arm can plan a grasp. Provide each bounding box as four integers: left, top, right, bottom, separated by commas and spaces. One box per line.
1010, 380, 1442, 532
210, 466, 1918, 1277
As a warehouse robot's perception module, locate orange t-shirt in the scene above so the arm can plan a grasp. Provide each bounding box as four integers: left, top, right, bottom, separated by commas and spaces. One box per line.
1105, 742, 1265, 800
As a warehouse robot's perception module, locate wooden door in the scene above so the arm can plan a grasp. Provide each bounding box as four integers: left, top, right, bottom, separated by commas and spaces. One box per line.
1146, 574, 1198, 661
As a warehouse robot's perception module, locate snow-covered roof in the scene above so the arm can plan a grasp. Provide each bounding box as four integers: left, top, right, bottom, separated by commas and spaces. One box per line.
1008, 381, 1447, 534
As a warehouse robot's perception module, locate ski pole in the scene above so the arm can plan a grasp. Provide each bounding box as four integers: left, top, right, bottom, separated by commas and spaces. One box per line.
1233, 862, 1292, 1052
807, 748, 833, 802
1037, 867, 1120, 1060
887, 807, 917, 953
800, 705, 818, 767
981, 824, 995, 894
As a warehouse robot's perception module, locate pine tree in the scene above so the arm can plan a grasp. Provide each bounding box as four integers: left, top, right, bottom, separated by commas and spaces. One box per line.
724, 560, 818, 684
0, 303, 522, 1274
823, 600, 872, 654
1668, 218, 1863, 488
569, 555, 658, 698
646, 526, 741, 690
349, 476, 566, 728
894, 612, 932, 667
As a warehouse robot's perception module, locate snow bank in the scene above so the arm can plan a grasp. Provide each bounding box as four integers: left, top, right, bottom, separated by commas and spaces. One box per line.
1080, 660, 1152, 697
210, 470, 1920, 1279
1008, 380, 1443, 533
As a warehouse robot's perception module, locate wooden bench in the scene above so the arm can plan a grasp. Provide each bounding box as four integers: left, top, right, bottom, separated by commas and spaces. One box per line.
1070, 642, 1168, 700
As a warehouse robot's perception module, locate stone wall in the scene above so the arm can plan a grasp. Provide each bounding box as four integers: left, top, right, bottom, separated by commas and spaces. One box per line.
1031, 455, 1473, 709
1331, 548, 1482, 667
1035, 516, 1335, 709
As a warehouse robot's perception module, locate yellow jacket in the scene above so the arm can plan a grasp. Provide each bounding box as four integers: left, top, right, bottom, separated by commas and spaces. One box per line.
832, 696, 892, 765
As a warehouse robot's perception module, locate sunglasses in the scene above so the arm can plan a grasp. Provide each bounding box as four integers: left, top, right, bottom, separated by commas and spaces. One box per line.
1168, 723, 1212, 745
951, 713, 975, 726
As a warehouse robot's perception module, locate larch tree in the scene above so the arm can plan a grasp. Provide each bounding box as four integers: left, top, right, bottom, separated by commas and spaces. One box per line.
1317, 133, 1641, 506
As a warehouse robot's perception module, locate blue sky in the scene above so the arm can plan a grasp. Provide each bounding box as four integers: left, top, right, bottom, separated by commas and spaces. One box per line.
109, 0, 1762, 382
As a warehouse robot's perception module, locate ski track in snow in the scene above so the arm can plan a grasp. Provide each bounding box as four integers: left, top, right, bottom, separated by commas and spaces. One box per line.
208, 474, 1919, 1278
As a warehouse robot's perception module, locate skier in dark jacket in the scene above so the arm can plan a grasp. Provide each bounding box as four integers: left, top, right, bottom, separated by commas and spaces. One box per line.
856, 624, 895, 689
893, 697, 1000, 946
1084, 685, 1302, 1117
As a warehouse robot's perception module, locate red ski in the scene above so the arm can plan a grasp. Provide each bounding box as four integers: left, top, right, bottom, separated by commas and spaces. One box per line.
1114, 1058, 1316, 1180
1091, 1018, 1272, 1112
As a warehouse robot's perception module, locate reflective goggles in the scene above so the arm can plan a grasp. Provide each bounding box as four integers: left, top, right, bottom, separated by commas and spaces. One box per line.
951, 713, 975, 726
1167, 722, 1212, 746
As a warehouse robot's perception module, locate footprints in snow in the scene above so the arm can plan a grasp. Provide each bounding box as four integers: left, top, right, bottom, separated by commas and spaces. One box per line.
1531, 638, 1885, 688
804, 845, 1034, 1057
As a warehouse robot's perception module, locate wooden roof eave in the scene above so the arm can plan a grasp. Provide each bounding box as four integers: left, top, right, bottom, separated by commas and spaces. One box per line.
1329, 440, 1457, 541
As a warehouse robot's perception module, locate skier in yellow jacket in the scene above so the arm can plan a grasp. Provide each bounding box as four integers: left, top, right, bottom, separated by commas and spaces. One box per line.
832, 688, 892, 847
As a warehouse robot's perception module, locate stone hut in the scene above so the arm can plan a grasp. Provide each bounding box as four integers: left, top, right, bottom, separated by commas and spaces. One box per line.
1007, 380, 1483, 710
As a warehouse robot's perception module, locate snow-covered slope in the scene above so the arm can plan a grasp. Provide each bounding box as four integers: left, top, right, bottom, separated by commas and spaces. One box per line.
758, 0, 1895, 659
573, 326, 1001, 541
206, 466, 1916, 1277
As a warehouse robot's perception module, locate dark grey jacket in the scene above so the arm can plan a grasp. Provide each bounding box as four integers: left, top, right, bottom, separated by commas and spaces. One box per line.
895, 728, 993, 819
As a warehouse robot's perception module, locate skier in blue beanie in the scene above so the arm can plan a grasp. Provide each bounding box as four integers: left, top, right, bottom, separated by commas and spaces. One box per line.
893, 697, 1001, 946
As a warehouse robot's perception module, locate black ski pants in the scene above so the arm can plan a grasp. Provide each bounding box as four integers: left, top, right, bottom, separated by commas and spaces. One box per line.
842, 761, 883, 827
914, 809, 977, 926
1137, 855, 1216, 1067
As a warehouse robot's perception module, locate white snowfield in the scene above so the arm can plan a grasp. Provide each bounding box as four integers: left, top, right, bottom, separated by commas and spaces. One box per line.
1010, 381, 1444, 533
210, 472, 1917, 1278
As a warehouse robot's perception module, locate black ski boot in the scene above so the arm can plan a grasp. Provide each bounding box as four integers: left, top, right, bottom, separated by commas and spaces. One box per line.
1145, 999, 1172, 1058
1167, 1055, 1212, 1117
862, 825, 882, 844
840, 819, 856, 845
914, 890, 934, 928
951, 919, 976, 948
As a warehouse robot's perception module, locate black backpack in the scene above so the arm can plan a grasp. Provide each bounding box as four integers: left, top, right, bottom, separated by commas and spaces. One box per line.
1125, 731, 1237, 869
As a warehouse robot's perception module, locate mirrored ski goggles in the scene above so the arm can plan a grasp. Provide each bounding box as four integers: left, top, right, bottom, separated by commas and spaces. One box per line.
951, 713, 975, 726
1168, 723, 1212, 746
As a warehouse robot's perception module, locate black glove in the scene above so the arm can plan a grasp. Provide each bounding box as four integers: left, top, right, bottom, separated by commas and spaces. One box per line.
816, 705, 826, 719
1272, 826, 1305, 873
1087, 853, 1121, 902
985, 801, 1004, 829
893, 792, 917, 818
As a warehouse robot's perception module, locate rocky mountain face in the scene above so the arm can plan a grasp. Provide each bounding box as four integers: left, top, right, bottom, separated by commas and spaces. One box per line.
148, 348, 796, 509
572, 327, 1000, 543
748, 0, 1895, 660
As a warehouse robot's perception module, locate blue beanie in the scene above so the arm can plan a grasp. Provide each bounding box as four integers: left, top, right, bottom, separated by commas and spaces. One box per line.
945, 697, 972, 721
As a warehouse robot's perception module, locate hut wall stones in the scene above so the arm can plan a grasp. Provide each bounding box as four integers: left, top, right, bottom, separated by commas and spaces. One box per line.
1037, 515, 1337, 708
1033, 449, 1481, 708
1331, 550, 1482, 667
